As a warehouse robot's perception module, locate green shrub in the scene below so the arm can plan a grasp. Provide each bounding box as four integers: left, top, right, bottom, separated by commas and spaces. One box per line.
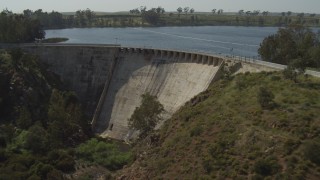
16, 106, 33, 129
47, 149, 75, 172
76, 138, 132, 170
283, 139, 300, 155
254, 157, 281, 176
202, 157, 213, 173
257, 87, 276, 109
283, 66, 298, 82
0, 148, 7, 162
29, 162, 54, 179
235, 77, 248, 90
271, 75, 281, 81
190, 125, 203, 137
303, 139, 320, 165
25, 124, 49, 154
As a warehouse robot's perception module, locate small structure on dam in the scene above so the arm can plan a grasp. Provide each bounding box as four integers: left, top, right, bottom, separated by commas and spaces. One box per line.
15, 44, 224, 140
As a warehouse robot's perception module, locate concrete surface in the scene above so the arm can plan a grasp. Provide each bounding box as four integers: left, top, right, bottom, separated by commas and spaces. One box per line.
96, 51, 221, 140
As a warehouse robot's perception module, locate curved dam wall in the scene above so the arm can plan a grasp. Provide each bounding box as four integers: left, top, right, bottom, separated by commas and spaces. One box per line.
15, 44, 223, 140
93, 48, 223, 140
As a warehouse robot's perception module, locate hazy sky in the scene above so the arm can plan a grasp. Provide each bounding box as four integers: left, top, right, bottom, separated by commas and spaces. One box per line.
1, 0, 319, 13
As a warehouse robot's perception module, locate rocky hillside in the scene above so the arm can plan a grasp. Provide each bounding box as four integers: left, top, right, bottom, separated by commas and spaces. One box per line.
119, 71, 320, 179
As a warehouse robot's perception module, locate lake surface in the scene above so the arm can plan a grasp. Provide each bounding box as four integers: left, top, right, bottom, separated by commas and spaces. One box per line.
46, 26, 280, 57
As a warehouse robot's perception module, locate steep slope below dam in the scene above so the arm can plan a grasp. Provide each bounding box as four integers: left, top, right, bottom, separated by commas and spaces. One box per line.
12, 44, 224, 140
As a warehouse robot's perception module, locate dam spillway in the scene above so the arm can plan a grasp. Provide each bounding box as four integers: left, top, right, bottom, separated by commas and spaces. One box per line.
15, 44, 224, 140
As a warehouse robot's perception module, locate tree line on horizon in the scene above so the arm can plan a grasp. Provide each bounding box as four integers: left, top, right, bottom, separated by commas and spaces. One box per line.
0, 7, 319, 43
1, 7, 319, 30
0, 9, 45, 43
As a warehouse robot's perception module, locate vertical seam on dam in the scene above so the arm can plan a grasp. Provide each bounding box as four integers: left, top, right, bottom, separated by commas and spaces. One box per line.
91, 50, 119, 130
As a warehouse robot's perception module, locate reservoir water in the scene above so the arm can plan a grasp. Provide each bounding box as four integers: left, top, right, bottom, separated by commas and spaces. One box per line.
46, 26, 280, 57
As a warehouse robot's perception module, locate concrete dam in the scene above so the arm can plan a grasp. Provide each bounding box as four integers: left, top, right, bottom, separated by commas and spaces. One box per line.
17, 44, 224, 140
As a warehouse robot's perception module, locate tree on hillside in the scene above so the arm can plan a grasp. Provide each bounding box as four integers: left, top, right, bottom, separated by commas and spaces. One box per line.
212, 9, 217, 14
23, 9, 33, 18
0, 11, 45, 42
238, 10, 244, 16
217, 9, 223, 15
140, 6, 147, 13
184, 7, 190, 15
129, 8, 140, 14
310, 13, 316, 17
257, 87, 275, 109
128, 93, 164, 138
287, 11, 292, 16
190, 8, 195, 14
156, 6, 165, 14
253, 10, 260, 16
141, 9, 161, 25
297, 13, 305, 18
258, 25, 320, 68
177, 7, 183, 17
262, 11, 269, 16
281, 12, 286, 17
84, 8, 95, 24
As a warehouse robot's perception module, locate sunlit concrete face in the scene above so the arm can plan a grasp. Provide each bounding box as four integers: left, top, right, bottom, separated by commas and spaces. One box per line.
94, 48, 223, 140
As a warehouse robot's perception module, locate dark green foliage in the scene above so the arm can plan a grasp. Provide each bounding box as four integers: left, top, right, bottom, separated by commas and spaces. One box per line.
283, 139, 300, 155
48, 90, 88, 147
41, 37, 69, 43
0, 49, 59, 122
47, 150, 75, 172
303, 139, 320, 165
142, 9, 161, 25
76, 138, 132, 170
283, 65, 298, 81
0, 148, 7, 162
25, 124, 49, 154
73, 9, 96, 27
254, 157, 281, 176
190, 125, 203, 137
258, 25, 320, 69
128, 93, 164, 138
16, 106, 33, 129
0, 49, 96, 179
45, 169, 64, 180
0, 11, 45, 43
257, 86, 275, 109
235, 76, 248, 90
29, 162, 54, 179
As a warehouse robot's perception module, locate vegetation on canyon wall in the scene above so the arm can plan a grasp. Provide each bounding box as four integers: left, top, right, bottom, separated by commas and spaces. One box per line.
0, 49, 132, 179
119, 71, 320, 179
